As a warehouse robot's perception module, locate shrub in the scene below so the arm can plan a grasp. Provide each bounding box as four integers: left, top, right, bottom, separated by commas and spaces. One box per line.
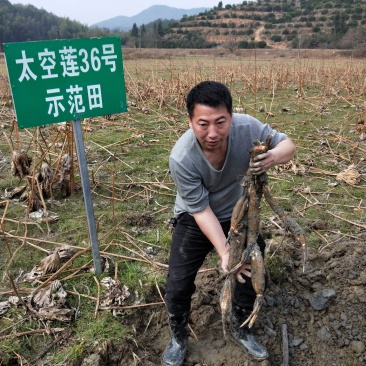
256, 40, 267, 48
348, 20, 358, 27
271, 34, 282, 42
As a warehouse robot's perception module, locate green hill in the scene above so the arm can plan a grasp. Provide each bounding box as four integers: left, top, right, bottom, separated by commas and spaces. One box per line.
156, 0, 366, 49
1, 0, 366, 50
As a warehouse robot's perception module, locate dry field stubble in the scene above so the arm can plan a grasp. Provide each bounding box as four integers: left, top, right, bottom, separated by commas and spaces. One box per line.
0, 49, 365, 365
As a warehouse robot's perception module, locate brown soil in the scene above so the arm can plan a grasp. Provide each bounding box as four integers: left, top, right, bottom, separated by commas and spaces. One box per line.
77, 231, 366, 366
254, 26, 265, 42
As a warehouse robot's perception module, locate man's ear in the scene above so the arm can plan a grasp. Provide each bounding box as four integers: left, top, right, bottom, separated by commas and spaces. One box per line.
188, 114, 192, 128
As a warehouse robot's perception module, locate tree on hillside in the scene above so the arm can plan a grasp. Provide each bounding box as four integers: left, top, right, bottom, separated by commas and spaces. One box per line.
339, 27, 366, 48
332, 11, 348, 34
140, 24, 147, 48
156, 20, 164, 36
131, 23, 139, 38
130, 23, 139, 48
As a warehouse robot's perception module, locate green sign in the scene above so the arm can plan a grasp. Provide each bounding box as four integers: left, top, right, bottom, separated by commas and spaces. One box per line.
4, 36, 127, 129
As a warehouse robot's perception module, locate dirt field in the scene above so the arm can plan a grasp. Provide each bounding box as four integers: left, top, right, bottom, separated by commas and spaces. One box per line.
72, 230, 366, 366
73, 49, 366, 366
1, 48, 365, 366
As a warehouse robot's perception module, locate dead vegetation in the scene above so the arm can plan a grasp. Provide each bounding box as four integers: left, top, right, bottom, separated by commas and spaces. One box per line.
0, 49, 365, 365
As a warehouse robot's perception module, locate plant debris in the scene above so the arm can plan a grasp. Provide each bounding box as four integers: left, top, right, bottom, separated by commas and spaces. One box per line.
336, 164, 362, 185
99, 277, 131, 316
11, 150, 32, 179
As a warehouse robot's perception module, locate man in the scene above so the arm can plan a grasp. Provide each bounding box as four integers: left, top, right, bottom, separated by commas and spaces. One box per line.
163, 81, 296, 366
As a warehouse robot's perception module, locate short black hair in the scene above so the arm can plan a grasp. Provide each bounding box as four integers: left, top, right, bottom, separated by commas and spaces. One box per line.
186, 81, 233, 119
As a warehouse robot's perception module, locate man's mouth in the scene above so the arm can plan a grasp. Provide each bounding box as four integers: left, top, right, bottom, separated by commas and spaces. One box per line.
207, 140, 218, 145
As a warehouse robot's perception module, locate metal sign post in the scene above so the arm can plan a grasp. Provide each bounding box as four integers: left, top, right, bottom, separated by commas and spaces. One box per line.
4, 37, 128, 274
73, 119, 102, 274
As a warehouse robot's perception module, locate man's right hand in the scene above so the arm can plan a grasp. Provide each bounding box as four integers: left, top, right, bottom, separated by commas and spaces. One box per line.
220, 246, 230, 273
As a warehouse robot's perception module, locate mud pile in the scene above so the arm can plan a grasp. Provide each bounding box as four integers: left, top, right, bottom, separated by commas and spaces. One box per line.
76, 234, 366, 366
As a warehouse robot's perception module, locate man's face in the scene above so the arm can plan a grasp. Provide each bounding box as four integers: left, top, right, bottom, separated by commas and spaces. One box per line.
189, 104, 232, 152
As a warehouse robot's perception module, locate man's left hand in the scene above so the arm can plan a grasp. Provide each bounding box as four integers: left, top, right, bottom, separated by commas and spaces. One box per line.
236, 261, 251, 283
249, 151, 275, 175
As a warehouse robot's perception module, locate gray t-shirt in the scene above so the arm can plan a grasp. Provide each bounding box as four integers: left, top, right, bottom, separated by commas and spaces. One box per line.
169, 113, 288, 221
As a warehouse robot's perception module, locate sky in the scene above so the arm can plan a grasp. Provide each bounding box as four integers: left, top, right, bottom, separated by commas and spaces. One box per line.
9, 0, 226, 26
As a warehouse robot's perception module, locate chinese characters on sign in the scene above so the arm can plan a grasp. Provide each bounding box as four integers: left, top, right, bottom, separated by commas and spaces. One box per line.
4, 37, 127, 128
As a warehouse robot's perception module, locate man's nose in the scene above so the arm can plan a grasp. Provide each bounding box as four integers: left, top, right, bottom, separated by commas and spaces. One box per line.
207, 124, 218, 136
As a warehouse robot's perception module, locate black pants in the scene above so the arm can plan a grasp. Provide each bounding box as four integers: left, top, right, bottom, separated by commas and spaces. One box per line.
164, 212, 266, 315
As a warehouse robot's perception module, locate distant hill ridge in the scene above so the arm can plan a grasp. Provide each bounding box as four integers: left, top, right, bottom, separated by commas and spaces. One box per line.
91, 5, 210, 31
2, 0, 366, 50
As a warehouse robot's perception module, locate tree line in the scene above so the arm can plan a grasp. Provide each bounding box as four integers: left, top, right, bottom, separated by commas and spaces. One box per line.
127, 19, 217, 49
0, 0, 115, 50
0, 0, 216, 50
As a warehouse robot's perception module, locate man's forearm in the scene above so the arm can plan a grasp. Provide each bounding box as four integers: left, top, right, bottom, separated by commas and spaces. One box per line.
193, 205, 228, 257
270, 138, 296, 165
